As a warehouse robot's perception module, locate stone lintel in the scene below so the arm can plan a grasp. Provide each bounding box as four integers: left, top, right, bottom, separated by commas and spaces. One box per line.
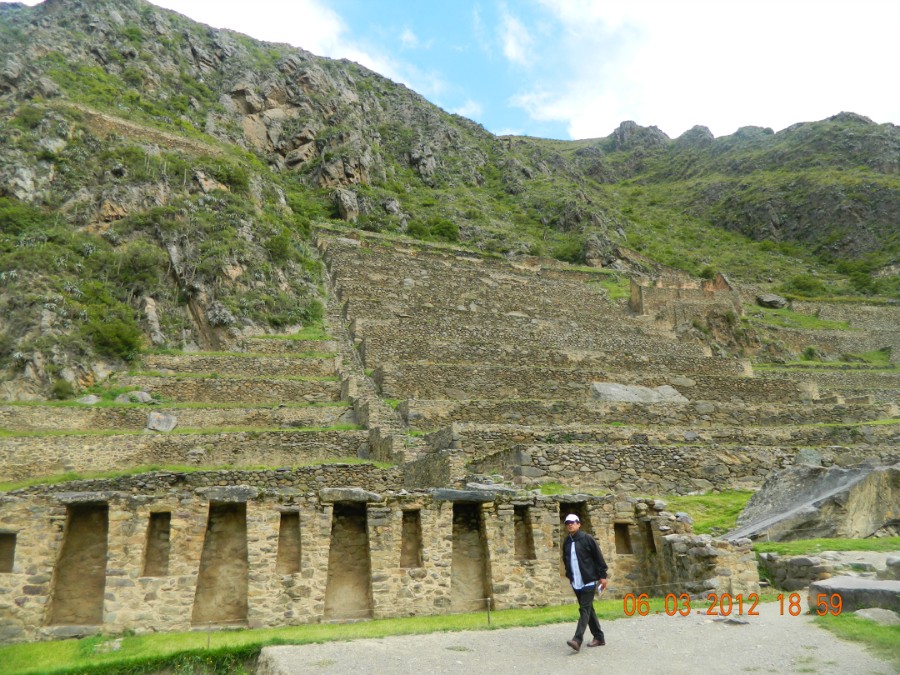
319, 487, 382, 503
197, 486, 260, 502
431, 489, 496, 503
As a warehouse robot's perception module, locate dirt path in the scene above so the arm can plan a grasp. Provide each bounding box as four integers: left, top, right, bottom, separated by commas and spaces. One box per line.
256, 602, 894, 674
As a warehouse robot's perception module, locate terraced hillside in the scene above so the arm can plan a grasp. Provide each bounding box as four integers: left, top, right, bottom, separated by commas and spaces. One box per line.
318, 228, 899, 498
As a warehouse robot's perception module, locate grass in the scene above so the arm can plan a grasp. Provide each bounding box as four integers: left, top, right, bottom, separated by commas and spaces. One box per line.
743, 306, 852, 331
754, 537, 900, 556
0, 597, 671, 674
0, 400, 349, 409
657, 490, 754, 536
141, 349, 335, 359
816, 613, 900, 669
253, 324, 331, 341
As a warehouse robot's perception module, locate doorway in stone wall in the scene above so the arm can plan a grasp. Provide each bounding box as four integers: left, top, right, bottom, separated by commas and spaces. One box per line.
191, 502, 249, 627
451, 502, 492, 611
558, 502, 594, 594
324, 502, 373, 620
48, 502, 108, 626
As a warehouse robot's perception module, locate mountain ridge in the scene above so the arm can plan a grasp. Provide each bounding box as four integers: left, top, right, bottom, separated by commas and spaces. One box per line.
0, 0, 897, 398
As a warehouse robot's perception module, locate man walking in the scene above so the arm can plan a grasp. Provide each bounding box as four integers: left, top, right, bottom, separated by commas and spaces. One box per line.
562, 513, 608, 651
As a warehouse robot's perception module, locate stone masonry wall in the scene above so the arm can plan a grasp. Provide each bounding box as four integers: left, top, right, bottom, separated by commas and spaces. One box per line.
401, 399, 897, 430
0, 481, 757, 643
0, 404, 353, 433
0, 430, 369, 482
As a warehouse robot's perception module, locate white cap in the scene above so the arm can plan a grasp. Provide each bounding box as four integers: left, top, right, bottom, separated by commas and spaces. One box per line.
564, 514, 580, 523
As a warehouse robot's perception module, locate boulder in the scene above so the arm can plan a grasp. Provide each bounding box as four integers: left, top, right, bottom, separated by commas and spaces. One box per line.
590, 382, 688, 404
727, 463, 900, 542
146, 412, 177, 432
756, 293, 788, 309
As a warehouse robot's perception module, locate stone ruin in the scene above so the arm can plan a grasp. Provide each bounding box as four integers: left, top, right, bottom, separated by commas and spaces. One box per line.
1, 226, 898, 643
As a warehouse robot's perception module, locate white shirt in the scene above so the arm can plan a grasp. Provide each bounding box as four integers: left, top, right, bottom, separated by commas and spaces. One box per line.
569, 536, 595, 591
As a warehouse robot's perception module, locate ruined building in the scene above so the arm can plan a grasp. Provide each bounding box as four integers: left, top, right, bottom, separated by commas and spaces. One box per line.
2, 229, 898, 643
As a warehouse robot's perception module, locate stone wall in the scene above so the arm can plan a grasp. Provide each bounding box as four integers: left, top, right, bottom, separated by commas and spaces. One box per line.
0, 430, 369, 482
0, 480, 758, 643
0, 404, 353, 433
378, 365, 811, 404
658, 535, 759, 596
401, 399, 897, 430
116, 375, 342, 404
465, 439, 897, 496
141, 354, 339, 378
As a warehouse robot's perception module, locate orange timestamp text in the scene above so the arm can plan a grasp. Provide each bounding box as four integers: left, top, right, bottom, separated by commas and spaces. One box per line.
622, 591, 843, 617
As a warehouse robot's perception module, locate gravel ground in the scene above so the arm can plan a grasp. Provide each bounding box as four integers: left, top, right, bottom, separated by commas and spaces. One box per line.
256, 601, 895, 674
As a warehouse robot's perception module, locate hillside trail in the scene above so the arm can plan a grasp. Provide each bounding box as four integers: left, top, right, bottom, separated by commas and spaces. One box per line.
256, 601, 895, 675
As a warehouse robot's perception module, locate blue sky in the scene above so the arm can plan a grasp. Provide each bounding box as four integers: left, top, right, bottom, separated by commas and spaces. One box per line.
7, 0, 900, 139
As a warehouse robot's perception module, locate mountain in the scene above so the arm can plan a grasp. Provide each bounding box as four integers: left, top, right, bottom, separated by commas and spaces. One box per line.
0, 0, 897, 397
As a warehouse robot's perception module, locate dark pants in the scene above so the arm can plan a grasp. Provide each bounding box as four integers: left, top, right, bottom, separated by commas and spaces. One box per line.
573, 584, 603, 642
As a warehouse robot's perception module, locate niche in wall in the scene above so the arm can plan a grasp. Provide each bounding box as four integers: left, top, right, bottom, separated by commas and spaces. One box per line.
276, 511, 301, 574
48, 502, 108, 626
451, 502, 492, 611
615, 522, 634, 554
0, 532, 16, 573
191, 502, 248, 626
400, 509, 423, 568
324, 503, 373, 620
142, 512, 171, 577
514, 505, 536, 560
642, 520, 657, 553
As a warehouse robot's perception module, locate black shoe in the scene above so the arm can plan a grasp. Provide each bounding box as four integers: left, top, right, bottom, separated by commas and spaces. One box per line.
567, 639, 582, 651
588, 638, 605, 647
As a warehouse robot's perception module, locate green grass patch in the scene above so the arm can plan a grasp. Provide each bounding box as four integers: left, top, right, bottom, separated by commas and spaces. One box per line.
537, 482, 569, 495
660, 491, 754, 536
254, 324, 331, 341
0, 598, 644, 674
141, 349, 335, 359
754, 537, 900, 556
815, 612, 900, 669
743, 306, 852, 331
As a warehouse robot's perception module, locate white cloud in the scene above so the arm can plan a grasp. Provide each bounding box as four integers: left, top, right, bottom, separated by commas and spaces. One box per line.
400, 28, 419, 49
451, 99, 484, 119
499, 7, 534, 66
518, 0, 900, 139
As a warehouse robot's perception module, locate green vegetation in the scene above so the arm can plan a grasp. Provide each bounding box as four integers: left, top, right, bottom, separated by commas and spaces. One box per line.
754, 537, 900, 556
0, 597, 649, 674
816, 613, 900, 669
743, 306, 851, 331
659, 491, 754, 536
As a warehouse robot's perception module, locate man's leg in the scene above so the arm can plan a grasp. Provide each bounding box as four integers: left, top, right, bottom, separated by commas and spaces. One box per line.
573, 587, 594, 641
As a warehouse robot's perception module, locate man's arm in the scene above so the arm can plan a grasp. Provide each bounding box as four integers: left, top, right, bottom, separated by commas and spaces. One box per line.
591, 536, 609, 590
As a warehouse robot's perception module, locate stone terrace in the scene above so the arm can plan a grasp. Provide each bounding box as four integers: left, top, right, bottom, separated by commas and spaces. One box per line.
319, 231, 899, 493
0, 338, 360, 483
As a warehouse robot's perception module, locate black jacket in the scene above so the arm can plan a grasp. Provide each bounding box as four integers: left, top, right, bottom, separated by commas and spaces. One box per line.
563, 530, 608, 584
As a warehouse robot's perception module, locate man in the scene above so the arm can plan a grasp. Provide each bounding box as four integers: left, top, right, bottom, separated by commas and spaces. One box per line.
562, 513, 608, 651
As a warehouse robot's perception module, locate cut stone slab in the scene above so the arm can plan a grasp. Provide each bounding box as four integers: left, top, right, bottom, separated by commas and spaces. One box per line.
808, 576, 900, 613
319, 487, 382, 503
431, 488, 497, 502
590, 382, 688, 404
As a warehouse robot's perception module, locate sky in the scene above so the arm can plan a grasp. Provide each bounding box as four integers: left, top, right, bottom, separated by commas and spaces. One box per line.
6, 0, 900, 139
